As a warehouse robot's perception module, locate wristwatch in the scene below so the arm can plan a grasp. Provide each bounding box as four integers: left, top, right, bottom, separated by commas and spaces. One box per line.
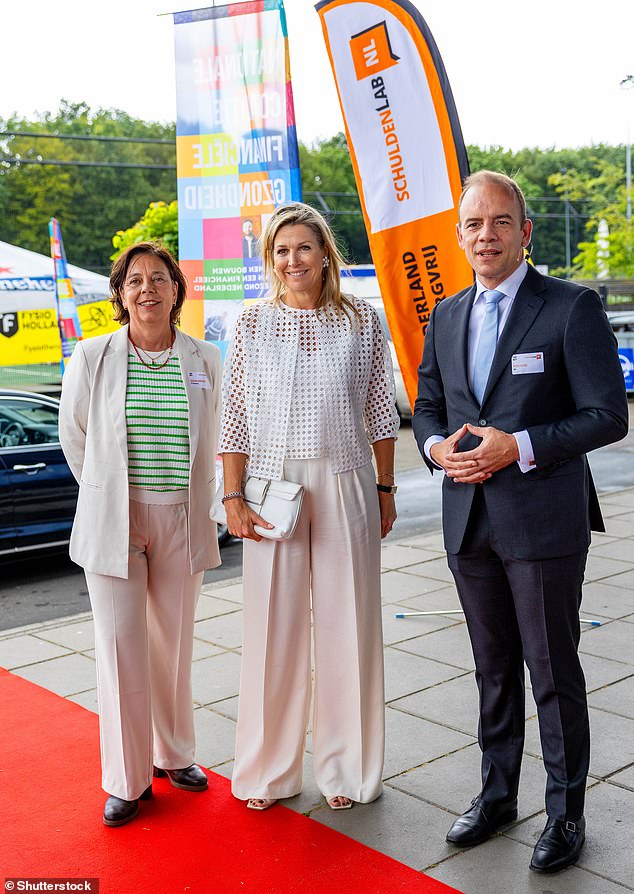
376, 483, 397, 494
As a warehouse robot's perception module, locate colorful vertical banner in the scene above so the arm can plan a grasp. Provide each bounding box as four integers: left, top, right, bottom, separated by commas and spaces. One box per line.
173, 0, 302, 353
48, 218, 83, 367
316, 0, 473, 408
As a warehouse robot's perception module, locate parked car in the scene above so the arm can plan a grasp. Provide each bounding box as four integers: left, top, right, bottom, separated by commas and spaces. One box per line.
0, 388, 229, 559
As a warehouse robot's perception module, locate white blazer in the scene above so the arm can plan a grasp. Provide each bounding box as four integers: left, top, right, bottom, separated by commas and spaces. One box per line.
59, 325, 223, 579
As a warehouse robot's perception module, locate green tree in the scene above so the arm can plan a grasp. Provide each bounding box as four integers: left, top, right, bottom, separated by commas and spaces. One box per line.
111, 200, 179, 259
300, 134, 370, 263
0, 100, 176, 273
549, 160, 634, 277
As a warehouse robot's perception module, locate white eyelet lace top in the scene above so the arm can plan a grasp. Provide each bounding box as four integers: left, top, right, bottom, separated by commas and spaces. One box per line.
219, 296, 399, 479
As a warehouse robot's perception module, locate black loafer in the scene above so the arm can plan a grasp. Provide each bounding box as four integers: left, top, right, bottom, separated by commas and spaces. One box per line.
103, 784, 152, 827
446, 796, 518, 846
530, 816, 585, 873
153, 764, 208, 791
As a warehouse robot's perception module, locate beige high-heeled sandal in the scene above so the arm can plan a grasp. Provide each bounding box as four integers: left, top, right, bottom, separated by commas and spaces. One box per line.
327, 796, 353, 810
247, 798, 278, 811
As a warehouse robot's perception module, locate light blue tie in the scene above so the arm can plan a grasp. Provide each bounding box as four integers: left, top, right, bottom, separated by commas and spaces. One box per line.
472, 289, 504, 403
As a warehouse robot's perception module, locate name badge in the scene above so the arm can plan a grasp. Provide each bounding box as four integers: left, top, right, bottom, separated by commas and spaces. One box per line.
187, 372, 211, 390
512, 352, 544, 375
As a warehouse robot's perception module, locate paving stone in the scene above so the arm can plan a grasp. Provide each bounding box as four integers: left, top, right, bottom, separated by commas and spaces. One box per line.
68, 689, 99, 713
384, 646, 453, 702
394, 584, 462, 613
524, 709, 634, 779
383, 704, 474, 779
310, 784, 458, 872
581, 651, 634, 692
609, 765, 634, 789
36, 620, 95, 652
389, 744, 547, 820
588, 673, 634, 718
600, 502, 634, 518
191, 652, 241, 705
193, 705, 236, 768
195, 593, 242, 621
200, 580, 243, 604
600, 492, 634, 508
584, 554, 631, 583
581, 580, 634, 618
401, 557, 455, 584
208, 695, 239, 722
386, 649, 462, 714
192, 638, 225, 661
194, 611, 243, 650
394, 622, 475, 671
389, 673, 479, 736
379, 543, 436, 569
578, 619, 634, 663
400, 531, 446, 551
427, 832, 626, 894
589, 538, 634, 563
599, 567, 634, 592
381, 569, 449, 601
603, 516, 634, 537
15, 653, 96, 697
0, 634, 71, 669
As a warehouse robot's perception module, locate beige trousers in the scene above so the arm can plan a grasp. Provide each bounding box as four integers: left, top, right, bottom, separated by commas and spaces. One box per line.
85, 491, 203, 801
232, 458, 385, 803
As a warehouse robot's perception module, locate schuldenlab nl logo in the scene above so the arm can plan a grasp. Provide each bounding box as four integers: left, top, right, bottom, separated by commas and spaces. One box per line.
350, 21, 399, 81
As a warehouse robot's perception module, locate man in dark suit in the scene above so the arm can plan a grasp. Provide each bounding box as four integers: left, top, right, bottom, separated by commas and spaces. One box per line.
413, 171, 628, 873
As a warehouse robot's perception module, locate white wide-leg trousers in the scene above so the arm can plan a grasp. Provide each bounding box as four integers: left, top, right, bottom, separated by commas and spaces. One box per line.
85, 492, 203, 801
232, 458, 385, 803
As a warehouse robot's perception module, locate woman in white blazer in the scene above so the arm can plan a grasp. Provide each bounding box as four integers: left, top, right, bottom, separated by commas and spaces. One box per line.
59, 242, 222, 827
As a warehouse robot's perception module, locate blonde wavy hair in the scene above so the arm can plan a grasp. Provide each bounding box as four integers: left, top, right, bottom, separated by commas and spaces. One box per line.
260, 202, 360, 322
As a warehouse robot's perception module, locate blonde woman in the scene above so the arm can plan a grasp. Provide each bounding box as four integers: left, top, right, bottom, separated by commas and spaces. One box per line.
219, 203, 399, 811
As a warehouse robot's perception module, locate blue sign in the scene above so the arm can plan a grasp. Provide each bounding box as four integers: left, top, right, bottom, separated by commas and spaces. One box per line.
618, 346, 634, 392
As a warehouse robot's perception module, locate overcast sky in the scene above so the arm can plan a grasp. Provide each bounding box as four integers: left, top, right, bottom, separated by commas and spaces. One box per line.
1, 0, 632, 150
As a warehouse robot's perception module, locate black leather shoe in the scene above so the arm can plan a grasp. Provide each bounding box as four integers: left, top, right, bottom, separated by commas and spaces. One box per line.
103, 784, 152, 827
446, 796, 518, 846
153, 763, 208, 791
530, 816, 585, 873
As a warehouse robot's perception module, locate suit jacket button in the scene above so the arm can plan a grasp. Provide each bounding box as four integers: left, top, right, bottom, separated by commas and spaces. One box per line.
479, 419, 487, 426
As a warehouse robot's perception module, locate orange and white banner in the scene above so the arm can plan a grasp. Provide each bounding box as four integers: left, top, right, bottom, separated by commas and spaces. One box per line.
316, 0, 473, 407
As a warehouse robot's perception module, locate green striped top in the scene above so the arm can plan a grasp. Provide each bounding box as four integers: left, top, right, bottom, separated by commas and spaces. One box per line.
126, 352, 190, 491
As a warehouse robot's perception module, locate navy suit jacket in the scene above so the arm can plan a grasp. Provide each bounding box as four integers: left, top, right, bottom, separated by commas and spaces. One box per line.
413, 265, 628, 560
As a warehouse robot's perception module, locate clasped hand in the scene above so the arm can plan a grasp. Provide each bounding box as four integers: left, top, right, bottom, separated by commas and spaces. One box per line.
430, 423, 519, 484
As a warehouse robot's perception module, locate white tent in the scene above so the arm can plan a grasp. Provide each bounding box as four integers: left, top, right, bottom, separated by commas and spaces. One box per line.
0, 240, 111, 311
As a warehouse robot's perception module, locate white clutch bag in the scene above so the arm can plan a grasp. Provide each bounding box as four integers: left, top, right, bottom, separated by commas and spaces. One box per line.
210, 476, 305, 541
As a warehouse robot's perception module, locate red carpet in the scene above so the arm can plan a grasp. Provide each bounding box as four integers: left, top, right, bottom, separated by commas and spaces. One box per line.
0, 667, 462, 893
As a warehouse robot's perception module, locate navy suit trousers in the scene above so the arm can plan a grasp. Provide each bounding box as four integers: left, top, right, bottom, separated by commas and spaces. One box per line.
447, 488, 590, 821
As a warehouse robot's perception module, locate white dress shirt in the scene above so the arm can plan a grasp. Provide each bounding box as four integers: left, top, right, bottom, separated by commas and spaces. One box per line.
425, 261, 536, 473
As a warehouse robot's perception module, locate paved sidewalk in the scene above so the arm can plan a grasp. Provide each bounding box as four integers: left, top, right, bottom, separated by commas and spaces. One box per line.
2, 488, 633, 894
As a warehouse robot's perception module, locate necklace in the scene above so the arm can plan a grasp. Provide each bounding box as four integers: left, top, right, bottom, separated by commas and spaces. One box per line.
129, 329, 176, 370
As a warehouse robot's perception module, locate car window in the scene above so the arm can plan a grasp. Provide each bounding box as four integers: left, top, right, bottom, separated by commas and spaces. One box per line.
0, 398, 60, 448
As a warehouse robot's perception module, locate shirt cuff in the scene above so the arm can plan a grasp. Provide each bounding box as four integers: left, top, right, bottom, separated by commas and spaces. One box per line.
513, 430, 536, 473
424, 435, 445, 470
